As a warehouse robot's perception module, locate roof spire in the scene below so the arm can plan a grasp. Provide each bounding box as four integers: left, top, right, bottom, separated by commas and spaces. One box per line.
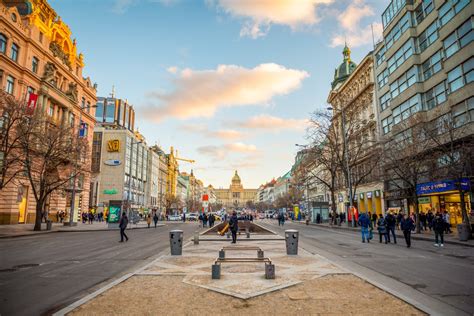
343, 41, 351, 62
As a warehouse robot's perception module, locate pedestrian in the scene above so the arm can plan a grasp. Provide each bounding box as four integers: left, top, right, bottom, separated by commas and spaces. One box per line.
88, 211, 94, 224
377, 214, 388, 244
182, 213, 186, 223
396, 211, 403, 230
119, 212, 129, 242
357, 212, 370, 243
208, 213, 215, 227
443, 211, 452, 234
433, 212, 445, 247
385, 212, 397, 244
427, 210, 434, 231
229, 211, 239, 244
420, 212, 427, 231
198, 213, 203, 227
400, 214, 415, 248
146, 213, 152, 228
153, 212, 159, 228
371, 212, 377, 228
203, 213, 208, 227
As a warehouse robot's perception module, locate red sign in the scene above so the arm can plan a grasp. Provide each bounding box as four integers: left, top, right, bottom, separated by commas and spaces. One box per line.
26, 93, 38, 115
202, 194, 209, 201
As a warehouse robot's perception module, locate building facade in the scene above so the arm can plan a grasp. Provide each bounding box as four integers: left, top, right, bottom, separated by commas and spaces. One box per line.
0, 0, 97, 224
214, 171, 258, 208
374, 0, 473, 223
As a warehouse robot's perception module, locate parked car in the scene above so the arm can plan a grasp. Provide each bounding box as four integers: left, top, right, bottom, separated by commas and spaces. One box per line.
258, 213, 265, 219
169, 214, 181, 221
187, 213, 199, 221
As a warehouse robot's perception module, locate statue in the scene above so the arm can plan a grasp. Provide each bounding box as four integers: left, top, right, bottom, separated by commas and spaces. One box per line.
42, 62, 57, 85
66, 82, 78, 102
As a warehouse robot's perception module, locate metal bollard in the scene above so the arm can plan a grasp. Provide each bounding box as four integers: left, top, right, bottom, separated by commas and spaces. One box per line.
265, 263, 275, 279
257, 249, 264, 259
212, 264, 221, 279
285, 229, 299, 255
226, 231, 231, 239
194, 231, 199, 245
246, 228, 250, 238
169, 230, 183, 255
219, 250, 225, 259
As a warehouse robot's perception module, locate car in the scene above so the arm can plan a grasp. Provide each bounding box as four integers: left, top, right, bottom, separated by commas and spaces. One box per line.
258, 213, 265, 219
187, 213, 199, 221
169, 214, 181, 221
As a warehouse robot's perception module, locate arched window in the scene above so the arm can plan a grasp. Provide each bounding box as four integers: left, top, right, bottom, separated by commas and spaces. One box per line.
11, 43, 19, 62
0, 34, 7, 53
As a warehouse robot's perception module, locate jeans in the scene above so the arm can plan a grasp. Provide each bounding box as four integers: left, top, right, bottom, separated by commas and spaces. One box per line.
387, 226, 397, 243
361, 227, 369, 242
403, 230, 411, 247
379, 232, 388, 243
120, 228, 128, 242
435, 231, 444, 244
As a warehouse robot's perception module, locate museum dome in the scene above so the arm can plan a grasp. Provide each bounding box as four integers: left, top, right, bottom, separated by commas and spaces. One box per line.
331, 43, 357, 89
232, 170, 241, 184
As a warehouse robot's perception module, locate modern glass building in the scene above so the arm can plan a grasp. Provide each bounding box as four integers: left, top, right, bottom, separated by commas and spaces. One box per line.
95, 97, 135, 132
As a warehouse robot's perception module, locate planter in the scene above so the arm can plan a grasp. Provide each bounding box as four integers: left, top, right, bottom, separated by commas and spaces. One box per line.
457, 223, 471, 241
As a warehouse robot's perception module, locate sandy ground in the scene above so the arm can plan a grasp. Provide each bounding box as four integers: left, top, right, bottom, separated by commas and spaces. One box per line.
70, 274, 424, 316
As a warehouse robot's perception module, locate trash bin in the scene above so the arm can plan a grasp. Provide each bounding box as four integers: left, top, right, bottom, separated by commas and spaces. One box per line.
285, 229, 298, 255
169, 230, 183, 255
457, 223, 471, 241
46, 220, 52, 231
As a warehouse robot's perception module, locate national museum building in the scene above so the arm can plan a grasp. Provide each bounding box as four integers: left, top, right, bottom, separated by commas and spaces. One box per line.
214, 171, 258, 208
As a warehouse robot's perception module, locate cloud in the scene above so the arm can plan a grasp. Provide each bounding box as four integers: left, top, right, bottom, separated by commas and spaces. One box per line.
144, 63, 309, 121
112, 0, 137, 13
330, 0, 382, 48
235, 114, 308, 131
181, 124, 244, 140
197, 142, 258, 160
209, 0, 334, 38
167, 66, 178, 74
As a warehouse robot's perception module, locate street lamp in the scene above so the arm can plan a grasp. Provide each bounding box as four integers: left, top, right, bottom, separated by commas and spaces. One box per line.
66, 104, 97, 226
326, 106, 355, 227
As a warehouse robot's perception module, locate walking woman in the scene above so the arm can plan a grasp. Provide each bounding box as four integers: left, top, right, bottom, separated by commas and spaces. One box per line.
377, 214, 388, 244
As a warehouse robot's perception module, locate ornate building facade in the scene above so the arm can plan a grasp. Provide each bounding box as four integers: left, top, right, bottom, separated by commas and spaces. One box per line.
0, 0, 97, 224
214, 171, 258, 208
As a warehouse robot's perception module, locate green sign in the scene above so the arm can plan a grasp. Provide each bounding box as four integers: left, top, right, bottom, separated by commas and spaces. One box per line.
109, 205, 121, 223
418, 197, 431, 204
104, 189, 118, 195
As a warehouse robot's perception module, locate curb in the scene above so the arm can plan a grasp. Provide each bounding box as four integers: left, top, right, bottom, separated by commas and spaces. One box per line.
294, 221, 474, 248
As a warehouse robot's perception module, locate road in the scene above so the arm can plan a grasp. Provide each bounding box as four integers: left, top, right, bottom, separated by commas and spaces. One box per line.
259, 220, 474, 315
0, 222, 199, 316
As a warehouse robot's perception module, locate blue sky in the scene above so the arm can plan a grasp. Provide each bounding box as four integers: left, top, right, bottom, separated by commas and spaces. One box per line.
50, 0, 388, 188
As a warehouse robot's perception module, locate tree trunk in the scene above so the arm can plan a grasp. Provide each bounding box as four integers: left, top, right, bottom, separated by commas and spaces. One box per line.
414, 196, 420, 234
34, 199, 44, 231
460, 190, 469, 224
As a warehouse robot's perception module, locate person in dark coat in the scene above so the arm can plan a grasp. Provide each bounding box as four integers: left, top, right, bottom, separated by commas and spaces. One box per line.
357, 213, 371, 243
229, 211, 239, 244
371, 212, 377, 228
209, 213, 215, 227
427, 211, 434, 231
400, 214, 415, 248
203, 213, 208, 227
385, 212, 397, 244
153, 212, 159, 228
432, 212, 445, 247
377, 214, 388, 244
119, 212, 129, 242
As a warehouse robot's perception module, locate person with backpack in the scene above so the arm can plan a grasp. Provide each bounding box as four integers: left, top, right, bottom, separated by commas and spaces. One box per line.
153, 212, 159, 228
357, 212, 371, 243
119, 212, 129, 242
432, 212, 445, 247
385, 212, 397, 244
400, 214, 415, 248
377, 214, 388, 244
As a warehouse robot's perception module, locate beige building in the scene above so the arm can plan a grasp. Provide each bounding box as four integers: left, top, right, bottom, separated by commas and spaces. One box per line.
146, 145, 168, 214
327, 46, 384, 217
0, 0, 96, 224
214, 171, 258, 208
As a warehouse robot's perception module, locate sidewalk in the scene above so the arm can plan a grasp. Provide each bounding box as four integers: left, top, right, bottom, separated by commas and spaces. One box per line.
296, 221, 474, 247
0, 221, 165, 238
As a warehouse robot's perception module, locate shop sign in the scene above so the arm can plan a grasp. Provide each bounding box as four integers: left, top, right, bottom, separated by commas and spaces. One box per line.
107, 140, 120, 152
104, 189, 118, 195
418, 197, 431, 204
359, 193, 364, 200
374, 190, 381, 197
366, 191, 373, 198
104, 159, 121, 166
416, 178, 470, 195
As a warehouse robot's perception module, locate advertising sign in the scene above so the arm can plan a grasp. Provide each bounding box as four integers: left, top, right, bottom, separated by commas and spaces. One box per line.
107, 140, 120, 152
416, 178, 470, 195
418, 197, 431, 204
108, 200, 122, 223
103, 189, 118, 195
26, 93, 38, 115
104, 159, 121, 166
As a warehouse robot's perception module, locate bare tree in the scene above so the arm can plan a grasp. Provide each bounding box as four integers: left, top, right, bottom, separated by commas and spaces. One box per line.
17, 111, 89, 231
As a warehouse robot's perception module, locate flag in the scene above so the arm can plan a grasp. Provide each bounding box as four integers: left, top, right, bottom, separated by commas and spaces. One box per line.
79, 122, 87, 138
26, 93, 38, 115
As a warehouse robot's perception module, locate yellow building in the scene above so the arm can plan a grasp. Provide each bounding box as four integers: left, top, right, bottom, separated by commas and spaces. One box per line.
214, 171, 258, 209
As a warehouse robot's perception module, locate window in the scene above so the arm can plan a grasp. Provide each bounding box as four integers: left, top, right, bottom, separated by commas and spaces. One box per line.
439, 0, 470, 27
443, 19, 474, 58
380, 92, 391, 111
39, 32, 43, 43
6, 75, 14, 94
447, 57, 474, 92
69, 113, 75, 127
10, 43, 18, 62
390, 66, 419, 98
376, 45, 386, 67
105, 98, 115, 123
0, 33, 6, 53
422, 50, 443, 80
48, 105, 54, 117
387, 38, 415, 74
86, 101, 91, 114
382, 0, 406, 29
27, 86, 35, 95
451, 97, 474, 127
415, 0, 434, 25
418, 21, 438, 52
382, 116, 393, 134
377, 68, 389, 88
425, 81, 448, 109
81, 97, 86, 109
386, 12, 413, 50
392, 94, 422, 125
32, 57, 39, 73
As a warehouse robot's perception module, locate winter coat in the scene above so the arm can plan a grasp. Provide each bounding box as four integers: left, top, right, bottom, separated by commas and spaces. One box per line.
377, 218, 387, 233
385, 214, 396, 228
119, 215, 129, 229
400, 218, 415, 231
358, 214, 370, 228
432, 217, 445, 232
229, 215, 238, 232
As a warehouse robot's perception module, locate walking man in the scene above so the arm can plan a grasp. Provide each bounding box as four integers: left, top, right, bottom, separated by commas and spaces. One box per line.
433, 212, 445, 247
385, 212, 397, 244
229, 211, 239, 244
358, 212, 370, 243
119, 212, 129, 242
400, 214, 415, 248
153, 212, 159, 228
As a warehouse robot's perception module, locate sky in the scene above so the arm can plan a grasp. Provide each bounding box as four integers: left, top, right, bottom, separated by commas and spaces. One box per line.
50, 0, 388, 189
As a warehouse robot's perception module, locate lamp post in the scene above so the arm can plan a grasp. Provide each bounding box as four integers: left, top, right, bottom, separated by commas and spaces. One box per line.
326, 106, 355, 227
67, 104, 97, 226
